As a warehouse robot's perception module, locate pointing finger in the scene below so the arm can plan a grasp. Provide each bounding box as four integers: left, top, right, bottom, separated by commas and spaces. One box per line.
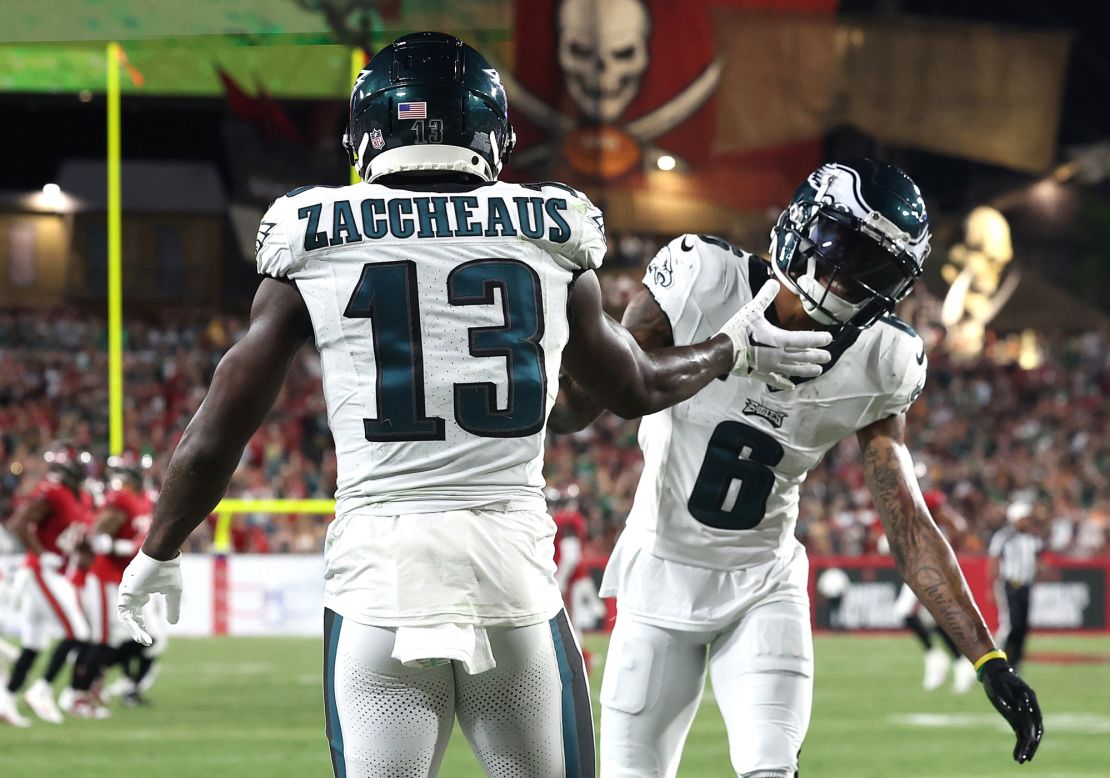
750, 280, 780, 313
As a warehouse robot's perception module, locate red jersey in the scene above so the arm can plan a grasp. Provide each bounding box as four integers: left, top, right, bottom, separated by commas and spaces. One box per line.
923, 489, 946, 513
553, 508, 587, 569
24, 478, 92, 566
89, 488, 153, 584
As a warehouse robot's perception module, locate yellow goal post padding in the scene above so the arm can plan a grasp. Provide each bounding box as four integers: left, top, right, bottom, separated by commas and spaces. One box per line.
210, 499, 336, 553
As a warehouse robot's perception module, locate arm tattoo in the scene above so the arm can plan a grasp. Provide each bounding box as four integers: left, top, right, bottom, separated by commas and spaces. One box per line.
861, 426, 994, 659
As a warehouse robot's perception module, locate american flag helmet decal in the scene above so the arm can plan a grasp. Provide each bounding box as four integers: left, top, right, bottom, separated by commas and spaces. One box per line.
397, 102, 427, 119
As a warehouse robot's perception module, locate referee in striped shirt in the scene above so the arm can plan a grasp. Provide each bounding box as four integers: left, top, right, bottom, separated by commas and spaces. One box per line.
989, 502, 1043, 671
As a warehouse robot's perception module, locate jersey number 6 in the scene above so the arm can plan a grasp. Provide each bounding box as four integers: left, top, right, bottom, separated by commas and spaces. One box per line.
344, 258, 546, 441
687, 421, 784, 530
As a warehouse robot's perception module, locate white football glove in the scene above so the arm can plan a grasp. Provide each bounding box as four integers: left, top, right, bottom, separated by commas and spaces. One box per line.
90, 533, 114, 555
716, 280, 834, 390
117, 550, 181, 646
38, 551, 65, 571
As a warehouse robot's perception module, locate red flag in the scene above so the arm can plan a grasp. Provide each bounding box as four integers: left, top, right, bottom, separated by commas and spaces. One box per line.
218, 69, 259, 124
256, 82, 302, 144
507, 0, 836, 213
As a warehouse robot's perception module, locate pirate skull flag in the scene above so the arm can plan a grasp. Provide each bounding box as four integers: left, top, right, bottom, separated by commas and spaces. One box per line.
504, 0, 837, 213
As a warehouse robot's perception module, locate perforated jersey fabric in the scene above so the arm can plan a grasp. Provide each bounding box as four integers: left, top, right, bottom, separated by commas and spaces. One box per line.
324, 609, 593, 777
454, 622, 564, 776
337, 645, 454, 777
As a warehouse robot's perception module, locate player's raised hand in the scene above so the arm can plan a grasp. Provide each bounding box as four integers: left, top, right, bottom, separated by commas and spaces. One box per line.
979, 657, 1043, 763
716, 280, 833, 390
117, 550, 182, 646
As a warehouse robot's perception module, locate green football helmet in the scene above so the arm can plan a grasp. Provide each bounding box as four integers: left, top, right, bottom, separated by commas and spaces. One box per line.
342, 31, 516, 183
770, 159, 931, 330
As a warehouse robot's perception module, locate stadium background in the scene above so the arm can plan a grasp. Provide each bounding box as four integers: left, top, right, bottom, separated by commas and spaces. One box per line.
0, 0, 1108, 775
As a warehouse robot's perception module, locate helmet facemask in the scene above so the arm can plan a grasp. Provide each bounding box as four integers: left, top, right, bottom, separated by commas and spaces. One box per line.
772, 202, 923, 330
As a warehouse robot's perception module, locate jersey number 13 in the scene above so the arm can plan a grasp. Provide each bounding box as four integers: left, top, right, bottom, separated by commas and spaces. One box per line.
343, 259, 546, 441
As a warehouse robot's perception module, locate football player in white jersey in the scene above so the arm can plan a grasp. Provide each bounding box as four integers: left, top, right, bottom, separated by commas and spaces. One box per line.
113, 32, 833, 776
551, 160, 1043, 776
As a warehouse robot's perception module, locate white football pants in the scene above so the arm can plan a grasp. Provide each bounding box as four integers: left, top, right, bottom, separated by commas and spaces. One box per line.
82, 573, 127, 646
600, 599, 812, 778
12, 565, 90, 650
322, 608, 593, 778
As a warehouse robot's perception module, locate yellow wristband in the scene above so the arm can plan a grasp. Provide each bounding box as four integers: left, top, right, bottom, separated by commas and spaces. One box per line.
974, 649, 1008, 672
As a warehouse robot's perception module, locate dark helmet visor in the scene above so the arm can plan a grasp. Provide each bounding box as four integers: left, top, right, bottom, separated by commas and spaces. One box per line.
807, 214, 913, 302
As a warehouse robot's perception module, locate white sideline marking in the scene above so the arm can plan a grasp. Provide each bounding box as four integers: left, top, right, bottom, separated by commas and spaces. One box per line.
890, 712, 1110, 734
193, 661, 274, 674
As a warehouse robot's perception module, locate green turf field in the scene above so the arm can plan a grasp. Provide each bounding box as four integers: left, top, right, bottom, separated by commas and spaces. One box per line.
2, 633, 1107, 777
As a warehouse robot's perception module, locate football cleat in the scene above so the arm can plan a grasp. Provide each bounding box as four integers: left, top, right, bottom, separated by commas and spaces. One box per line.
952, 657, 978, 694
61, 691, 111, 720
0, 686, 31, 728
104, 676, 135, 700
23, 679, 63, 724
57, 686, 74, 710
922, 646, 950, 691
770, 159, 931, 330
343, 31, 515, 184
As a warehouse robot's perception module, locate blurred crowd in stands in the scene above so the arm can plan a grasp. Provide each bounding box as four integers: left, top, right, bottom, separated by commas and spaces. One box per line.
2, 273, 1107, 560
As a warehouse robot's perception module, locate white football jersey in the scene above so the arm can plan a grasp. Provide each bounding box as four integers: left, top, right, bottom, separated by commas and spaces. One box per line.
623, 234, 926, 570
256, 180, 605, 517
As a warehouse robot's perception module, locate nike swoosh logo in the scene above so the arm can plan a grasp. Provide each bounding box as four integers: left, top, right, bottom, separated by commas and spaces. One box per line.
681, 235, 695, 251
915, 346, 926, 365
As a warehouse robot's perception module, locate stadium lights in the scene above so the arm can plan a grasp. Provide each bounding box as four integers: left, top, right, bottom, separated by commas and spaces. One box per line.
38, 182, 66, 213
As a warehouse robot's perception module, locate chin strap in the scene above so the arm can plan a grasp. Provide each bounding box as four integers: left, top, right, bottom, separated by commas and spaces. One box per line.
772, 255, 863, 327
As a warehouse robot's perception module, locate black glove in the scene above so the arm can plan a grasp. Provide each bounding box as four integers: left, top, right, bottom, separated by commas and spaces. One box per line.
980, 658, 1043, 763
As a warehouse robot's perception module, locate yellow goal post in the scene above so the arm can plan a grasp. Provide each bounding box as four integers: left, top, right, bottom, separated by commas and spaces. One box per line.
210, 499, 337, 554
105, 45, 364, 548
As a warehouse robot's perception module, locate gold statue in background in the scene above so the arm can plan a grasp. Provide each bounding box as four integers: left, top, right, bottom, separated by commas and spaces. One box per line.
940, 206, 1021, 358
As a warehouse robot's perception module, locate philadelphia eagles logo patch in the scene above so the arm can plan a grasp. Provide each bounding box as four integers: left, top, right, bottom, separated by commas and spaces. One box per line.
648, 250, 674, 288
742, 398, 786, 428
255, 221, 276, 254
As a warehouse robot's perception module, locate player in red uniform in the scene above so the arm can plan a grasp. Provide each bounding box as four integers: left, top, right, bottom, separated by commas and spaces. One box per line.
553, 496, 596, 671
64, 457, 154, 717
0, 443, 93, 727
554, 501, 587, 597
